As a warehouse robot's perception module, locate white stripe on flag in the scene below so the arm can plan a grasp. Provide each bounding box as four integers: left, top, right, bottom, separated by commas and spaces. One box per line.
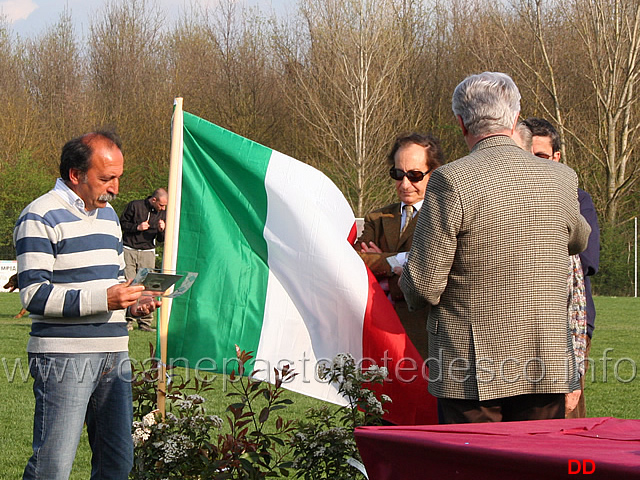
255, 150, 368, 403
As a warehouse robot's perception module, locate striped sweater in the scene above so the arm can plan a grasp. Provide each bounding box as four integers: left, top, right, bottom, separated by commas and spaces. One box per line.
14, 190, 129, 353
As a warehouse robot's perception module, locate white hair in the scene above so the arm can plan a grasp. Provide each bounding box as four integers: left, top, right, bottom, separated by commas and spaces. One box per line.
452, 72, 521, 137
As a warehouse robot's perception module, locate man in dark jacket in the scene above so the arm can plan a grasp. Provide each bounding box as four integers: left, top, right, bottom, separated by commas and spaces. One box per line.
120, 187, 167, 331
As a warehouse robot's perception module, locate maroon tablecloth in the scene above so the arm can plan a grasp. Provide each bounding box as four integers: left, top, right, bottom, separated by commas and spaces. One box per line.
355, 417, 640, 479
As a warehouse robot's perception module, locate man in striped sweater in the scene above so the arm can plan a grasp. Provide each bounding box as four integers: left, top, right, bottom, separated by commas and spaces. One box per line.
14, 130, 159, 480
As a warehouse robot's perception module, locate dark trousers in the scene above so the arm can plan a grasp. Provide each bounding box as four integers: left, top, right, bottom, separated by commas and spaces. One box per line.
124, 248, 155, 328
439, 393, 565, 424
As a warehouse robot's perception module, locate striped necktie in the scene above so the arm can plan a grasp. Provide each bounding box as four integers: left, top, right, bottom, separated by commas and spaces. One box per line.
401, 204, 414, 234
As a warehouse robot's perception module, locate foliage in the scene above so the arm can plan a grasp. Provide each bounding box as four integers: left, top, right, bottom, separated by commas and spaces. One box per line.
130, 344, 222, 479
130, 345, 296, 479
1, 294, 639, 478
290, 353, 390, 480
316, 353, 390, 427
129, 346, 393, 479
591, 222, 635, 297
290, 406, 362, 480
0, 149, 55, 258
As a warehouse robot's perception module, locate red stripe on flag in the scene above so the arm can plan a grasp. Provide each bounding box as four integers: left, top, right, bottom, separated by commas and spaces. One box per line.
347, 221, 359, 245
361, 267, 438, 425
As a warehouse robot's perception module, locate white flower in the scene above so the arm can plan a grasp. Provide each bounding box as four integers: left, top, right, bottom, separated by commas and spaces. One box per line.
333, 353, 354, 370
333, 353, 347, 368
317, 363, 330, 380
208, 415, 224, 429
166, 412, 178, 422
142, 412, 157, 427
381, 394, 392, 403
186, 394, 205, 404
160, 434, 194, 463
177, 399, 194, 410
132, 427, 150, 446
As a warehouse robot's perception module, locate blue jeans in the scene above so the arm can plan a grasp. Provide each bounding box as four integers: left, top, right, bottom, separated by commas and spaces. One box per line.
23, 352, 133, 480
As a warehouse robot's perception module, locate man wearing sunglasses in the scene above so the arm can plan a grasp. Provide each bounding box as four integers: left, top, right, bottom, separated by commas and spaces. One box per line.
355, 132, 444, 360
400, 72, 591, 424
523, 117, 600, 420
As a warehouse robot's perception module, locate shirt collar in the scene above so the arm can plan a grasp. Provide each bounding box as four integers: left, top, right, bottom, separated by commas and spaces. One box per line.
54, 178, 96, 217
400, 200, 423, 212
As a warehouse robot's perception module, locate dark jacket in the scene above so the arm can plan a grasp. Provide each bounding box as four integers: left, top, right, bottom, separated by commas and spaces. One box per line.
120, 197, 166, 250
578, 188, 600, 338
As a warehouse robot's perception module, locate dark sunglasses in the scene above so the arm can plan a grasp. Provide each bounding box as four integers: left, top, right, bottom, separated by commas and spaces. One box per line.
389, 167, 431, 183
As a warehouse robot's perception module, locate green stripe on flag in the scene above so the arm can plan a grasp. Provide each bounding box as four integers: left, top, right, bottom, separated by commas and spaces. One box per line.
167, 112, 271, 372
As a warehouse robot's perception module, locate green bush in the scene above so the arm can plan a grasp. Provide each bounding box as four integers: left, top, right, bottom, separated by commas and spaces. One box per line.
0, 149, 56, 258
130, 349, 389, 479
592, 222, 635, 297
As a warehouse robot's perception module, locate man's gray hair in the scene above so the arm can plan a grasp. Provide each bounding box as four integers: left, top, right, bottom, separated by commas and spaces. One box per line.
514, 120, 532, 151
452, 72, 521, 137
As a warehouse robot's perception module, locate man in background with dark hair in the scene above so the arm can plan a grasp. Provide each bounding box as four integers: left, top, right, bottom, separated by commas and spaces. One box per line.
355, 132, 444, 360
15, 130, 159, 479
524, 116, 601, 418
120, 187, 168, 332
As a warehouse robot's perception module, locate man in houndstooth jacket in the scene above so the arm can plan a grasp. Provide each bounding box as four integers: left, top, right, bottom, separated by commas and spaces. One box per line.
399, 72, 591, 424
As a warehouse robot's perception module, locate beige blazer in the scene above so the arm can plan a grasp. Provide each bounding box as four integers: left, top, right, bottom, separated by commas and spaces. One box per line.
356, 202, 417, 281
400, 135, 591, 401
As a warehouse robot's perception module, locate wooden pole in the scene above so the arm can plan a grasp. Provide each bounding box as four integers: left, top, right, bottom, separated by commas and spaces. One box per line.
157, 97, 183, 417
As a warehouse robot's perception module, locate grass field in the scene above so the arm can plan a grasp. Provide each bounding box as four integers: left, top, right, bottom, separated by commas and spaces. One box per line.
1, 293, 638, 478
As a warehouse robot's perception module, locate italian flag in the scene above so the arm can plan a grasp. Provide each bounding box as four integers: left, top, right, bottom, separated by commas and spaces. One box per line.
162, 102, 437, 425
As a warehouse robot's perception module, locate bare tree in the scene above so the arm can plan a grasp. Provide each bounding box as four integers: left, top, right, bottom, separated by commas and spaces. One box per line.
0, 20, 37, 165
569, 0, 640, 223
274, 0, 411, 216
484, 0, 640, 223
168, 0, 286, 150
88, 0, 172, 195
23, 8, 88, 165
484, 0, 570, 158
0, 20, 55, 256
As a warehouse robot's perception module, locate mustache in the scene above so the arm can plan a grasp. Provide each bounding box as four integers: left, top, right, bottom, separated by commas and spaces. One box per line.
98, 193, 117, 202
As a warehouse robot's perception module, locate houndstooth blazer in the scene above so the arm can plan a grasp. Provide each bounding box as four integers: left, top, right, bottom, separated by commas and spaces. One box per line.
400, 135, 591, 401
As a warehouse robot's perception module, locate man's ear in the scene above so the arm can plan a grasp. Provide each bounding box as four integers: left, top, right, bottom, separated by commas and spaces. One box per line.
456, 115, 468, 136
68, 168, 83, 186
510, 113, 520, 135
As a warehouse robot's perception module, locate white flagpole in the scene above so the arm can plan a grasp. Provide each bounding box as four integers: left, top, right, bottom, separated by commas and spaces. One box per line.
157, 97, 183, 417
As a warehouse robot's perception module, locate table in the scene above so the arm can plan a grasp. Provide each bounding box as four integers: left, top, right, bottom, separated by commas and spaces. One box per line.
355, 417, 640, 479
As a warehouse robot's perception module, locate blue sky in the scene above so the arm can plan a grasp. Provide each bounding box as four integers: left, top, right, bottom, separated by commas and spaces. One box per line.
1, 0, 285, 37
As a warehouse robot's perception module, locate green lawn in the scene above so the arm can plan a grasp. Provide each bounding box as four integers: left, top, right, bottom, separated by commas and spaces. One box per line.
0, 293, 322, 478
1, 293, 638, 477
585, 297, 640, 418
